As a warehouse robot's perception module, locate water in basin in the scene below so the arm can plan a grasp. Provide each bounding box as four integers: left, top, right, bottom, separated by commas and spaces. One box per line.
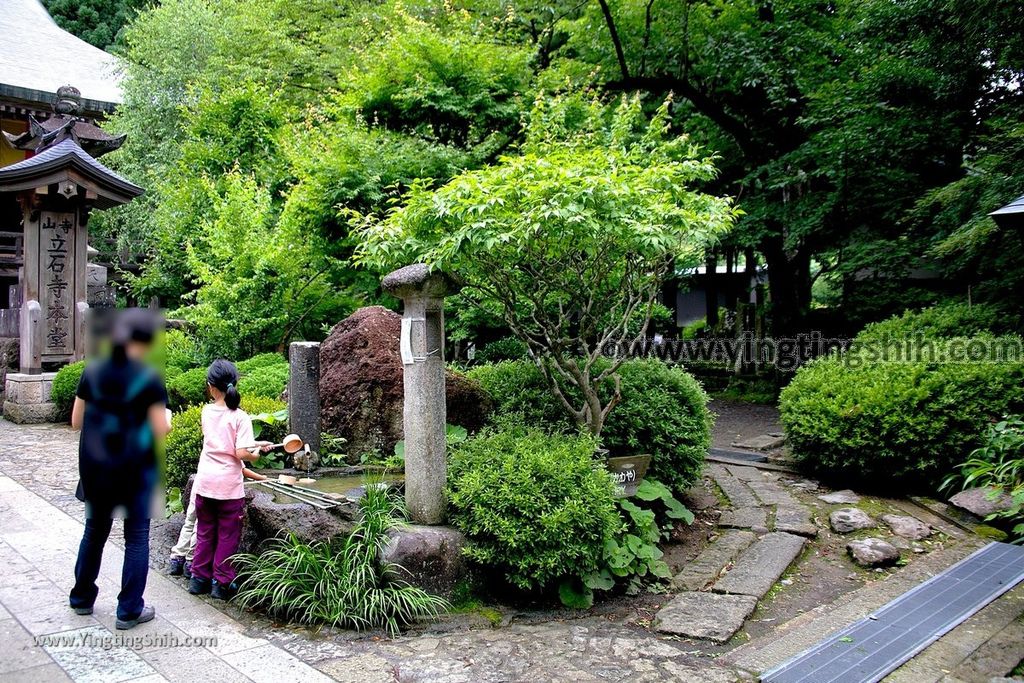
260, 472, 403, 505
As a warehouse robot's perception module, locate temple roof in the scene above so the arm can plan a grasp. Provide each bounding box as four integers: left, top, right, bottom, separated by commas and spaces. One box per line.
0, 0, 122, 116
0, 137, 143, 208
3, 88, 127, 157
990, 193, 1024, 230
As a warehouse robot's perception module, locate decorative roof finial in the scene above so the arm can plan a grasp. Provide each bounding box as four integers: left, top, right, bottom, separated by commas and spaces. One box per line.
54, 85, 82, 116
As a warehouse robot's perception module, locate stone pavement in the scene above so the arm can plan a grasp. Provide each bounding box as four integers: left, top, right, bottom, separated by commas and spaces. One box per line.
0, 419, 750, 682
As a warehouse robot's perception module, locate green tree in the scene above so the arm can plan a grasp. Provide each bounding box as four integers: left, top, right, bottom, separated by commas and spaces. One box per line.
357, 94, 736, 436
43, 0, 146, 49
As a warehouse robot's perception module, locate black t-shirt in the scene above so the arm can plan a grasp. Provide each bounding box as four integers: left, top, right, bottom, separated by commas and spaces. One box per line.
76, 357, 168, 507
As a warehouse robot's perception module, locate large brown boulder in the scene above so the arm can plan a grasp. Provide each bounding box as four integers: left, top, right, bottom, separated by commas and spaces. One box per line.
319, 306, 492, 458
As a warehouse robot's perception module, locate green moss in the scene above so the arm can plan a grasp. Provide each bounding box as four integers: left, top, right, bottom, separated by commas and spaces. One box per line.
974, 525, 1009, 542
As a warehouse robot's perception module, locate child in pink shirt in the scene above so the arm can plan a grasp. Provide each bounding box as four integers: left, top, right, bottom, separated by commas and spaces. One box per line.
188, 359, 270, 600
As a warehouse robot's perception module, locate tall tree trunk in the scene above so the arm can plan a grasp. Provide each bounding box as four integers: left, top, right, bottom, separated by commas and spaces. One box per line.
760, 232, 811, 336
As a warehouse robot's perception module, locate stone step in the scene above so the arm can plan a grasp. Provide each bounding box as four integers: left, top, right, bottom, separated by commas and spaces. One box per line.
774, 506, 818, 538
672, 529, 757, 591
723, 543, 988, 676
719, 507, 768, 531
654, 591, 759, 644
712, 532, 807, 598
708, 465, 760, 508
884, 582, 1024, 683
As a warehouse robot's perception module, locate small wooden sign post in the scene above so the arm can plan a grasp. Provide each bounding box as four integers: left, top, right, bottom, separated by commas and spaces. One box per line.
606, 454, 652, 497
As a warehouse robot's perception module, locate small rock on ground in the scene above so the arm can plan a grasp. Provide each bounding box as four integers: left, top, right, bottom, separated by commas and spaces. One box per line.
655, 592, 759, 644
818, 489, 861, 505
949, 487, 1015, 519
830, 507, 875, 534
881, 514, 932, 541
847, 538, 900, 567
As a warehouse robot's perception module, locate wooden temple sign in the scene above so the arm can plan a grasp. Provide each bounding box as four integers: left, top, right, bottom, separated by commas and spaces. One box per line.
38, 211, 76, 358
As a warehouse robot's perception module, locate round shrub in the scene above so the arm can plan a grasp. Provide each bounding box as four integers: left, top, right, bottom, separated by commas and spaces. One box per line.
166, 405, 203, 490
165, 366, 184, 383
855, 302, 1006, 343
165, 396, 287, 490
237, 353, 285, 374
51, 360, 86, 422
780, 347, 1024, 490
447, 426, 620, 591
167, 367, 208, 410
476, 336, 529, 363
238, 363, 288, 399
466, 359, 712, 492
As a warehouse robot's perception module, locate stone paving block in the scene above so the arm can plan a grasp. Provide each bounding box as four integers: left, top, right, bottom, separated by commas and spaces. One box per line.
672, 530, 758, 591
221, 642, 335, 683
709, 466, 760, 508
654, 592, 758, 644
316, 654, 398, 683
732, 435, 785, 451
774, 506, 818, 537
719, 507, 768, 531
159, 610, 266, 657
725, 465, 765, 482
0, 475, 24, 492
142, 643, 254, 683
746, 481, 799, 507
712, 532, 806, 598
40, 625, 156, 683
0, 617, 55, 675
817, 489, 861, 505
1, 662, 74, 682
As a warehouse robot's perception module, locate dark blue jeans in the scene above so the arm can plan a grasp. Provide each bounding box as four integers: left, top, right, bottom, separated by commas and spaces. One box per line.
69, 516, 151, 621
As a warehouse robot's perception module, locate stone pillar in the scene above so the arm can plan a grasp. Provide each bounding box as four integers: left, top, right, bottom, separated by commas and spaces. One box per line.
381, 264, 461, 525
288, 341, 321, 455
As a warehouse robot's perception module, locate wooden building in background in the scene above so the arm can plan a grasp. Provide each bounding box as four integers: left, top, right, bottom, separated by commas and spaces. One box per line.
0, 0, 122, 331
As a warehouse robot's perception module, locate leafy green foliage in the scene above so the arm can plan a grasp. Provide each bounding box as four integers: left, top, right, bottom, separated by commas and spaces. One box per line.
944, 416, 1024, 542
166, 405, 203, 490
163, 329, 206, 371
581, 479, 693, 601
357, 93, 736, 437
236, 353, 285, 374
475, 337, 529, 363
42, 0, 145, 49
780, 349, 1024, 490
855, 303, 1008, 344
319, 433, 349, 467
467, 359, 712, 493
51, 361, 86, 422
250, 404, 289, 469
167, 368, 208, 411
233, 480, 449, 634
237, 363, 289, 400
447, 425, 620, 592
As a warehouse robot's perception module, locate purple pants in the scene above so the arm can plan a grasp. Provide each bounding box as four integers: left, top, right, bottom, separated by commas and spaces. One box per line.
192, 494, 245, 585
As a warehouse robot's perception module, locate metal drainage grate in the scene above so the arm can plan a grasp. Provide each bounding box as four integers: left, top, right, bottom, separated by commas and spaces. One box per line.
761, 542, 1024, 683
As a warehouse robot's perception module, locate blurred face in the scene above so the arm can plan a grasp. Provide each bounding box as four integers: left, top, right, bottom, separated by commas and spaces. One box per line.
125, 341, 151, 360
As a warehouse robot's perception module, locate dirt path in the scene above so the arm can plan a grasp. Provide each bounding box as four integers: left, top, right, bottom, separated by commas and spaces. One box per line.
708, 398, 782, 450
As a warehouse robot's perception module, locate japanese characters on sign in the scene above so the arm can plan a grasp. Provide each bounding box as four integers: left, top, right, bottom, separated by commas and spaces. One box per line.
38, 211, 75, 356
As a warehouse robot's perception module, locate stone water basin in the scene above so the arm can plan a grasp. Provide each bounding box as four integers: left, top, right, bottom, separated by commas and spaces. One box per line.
264, 472, 404, 505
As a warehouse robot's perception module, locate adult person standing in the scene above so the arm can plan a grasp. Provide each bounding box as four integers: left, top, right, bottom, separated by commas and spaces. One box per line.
68, 309, 170, 630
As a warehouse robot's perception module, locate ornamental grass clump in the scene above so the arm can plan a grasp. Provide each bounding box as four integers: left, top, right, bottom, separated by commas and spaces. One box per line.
232, 480, 448, 635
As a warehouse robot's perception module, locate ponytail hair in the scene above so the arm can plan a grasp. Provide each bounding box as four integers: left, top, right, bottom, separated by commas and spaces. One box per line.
206, 359, 241, 410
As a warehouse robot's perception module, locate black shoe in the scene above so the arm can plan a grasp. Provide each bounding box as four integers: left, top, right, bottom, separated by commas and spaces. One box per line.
210, 580, 238, 601
183, 560, 193, 579
71, 605, 93, 615
188, 577, 212, 595
115, 605, 155, 630
168, 556, 185, 576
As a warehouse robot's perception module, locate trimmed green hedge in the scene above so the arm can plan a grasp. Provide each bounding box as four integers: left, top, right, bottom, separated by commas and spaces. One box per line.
238, 363, 288, 399
237, 353, 285, 374
51, 360, 86, 422
855, 302, 1006, 343
166, 396, 287, 490
447, 425, 620, 591
780, 347, 1024, 490
167, 367, 208, 411
466, 358, 711, 493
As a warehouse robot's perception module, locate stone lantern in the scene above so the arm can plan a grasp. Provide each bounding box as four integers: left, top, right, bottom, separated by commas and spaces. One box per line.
0, 86, 142, 423
381, 263, 461, 525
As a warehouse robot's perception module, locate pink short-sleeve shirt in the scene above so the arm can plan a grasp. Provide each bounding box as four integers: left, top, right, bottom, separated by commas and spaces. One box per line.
192, 404, 254, 500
